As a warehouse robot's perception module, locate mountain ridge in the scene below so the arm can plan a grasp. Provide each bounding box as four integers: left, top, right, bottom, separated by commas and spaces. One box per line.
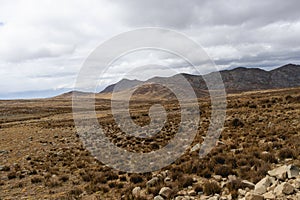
99, 63, 300, 97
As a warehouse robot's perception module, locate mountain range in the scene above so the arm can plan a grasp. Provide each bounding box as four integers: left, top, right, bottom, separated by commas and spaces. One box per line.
98, 64, 300, 98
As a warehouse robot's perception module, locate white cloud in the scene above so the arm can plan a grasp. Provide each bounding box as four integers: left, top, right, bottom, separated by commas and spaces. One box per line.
0, 0, 300, 98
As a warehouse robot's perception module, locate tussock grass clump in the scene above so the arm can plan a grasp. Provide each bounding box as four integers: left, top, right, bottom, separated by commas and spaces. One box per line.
203, 181, 221, 195
214, 165, 234, 178
278, 148, 296, 160
31, 176, 43, 184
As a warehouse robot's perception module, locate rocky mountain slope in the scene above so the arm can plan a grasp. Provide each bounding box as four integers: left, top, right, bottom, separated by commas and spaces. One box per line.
100, 64, 300, 97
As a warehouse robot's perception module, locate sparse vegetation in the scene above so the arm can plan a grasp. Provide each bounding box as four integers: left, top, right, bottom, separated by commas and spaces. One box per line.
0, 87, 300, 199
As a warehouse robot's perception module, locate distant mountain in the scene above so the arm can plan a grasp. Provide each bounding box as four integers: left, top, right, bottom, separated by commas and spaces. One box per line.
99, 64, 300, 97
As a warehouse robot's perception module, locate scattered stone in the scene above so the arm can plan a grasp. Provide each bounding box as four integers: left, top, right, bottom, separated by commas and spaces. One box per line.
263, 191, 276, 199
164, 177, 171, 183
274, 182, 294, 195
132, 187, 141, 198
146, 177, 160, 187
287, 165, 300, 179
187, 190, 196, 196
159, 187, 172, 199
238, 188, 246, 196
241, 180, 255, 189
190, 143, 201, 152
208, 195, 219, 200
0, 165, 10, 171
245, 192, 264, 200
254, 176, 274, 194
212, 175, 222, 181
0, 150, 9, 154
268, 165, 288, 180
154, 195, 164, 200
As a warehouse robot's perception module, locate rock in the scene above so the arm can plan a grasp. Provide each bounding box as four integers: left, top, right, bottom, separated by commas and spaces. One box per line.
287, 165, 300, 179
268, 165, 287, 180
228, 175, 237, 181
274, 182, 294, 195
245, 192, 264, 200
241, 180, 255, 189
159, 187, 172, 199
146, 177, 160, 187
208, 195, 219, 200
154, 195, 164, 200
190, 143, 201, 152
293, 178, 300, 189
263, 191, 276, 199
212, 175, 222, 181
187, 190, 196, 196
132, 187, 141, 198
164, 177, 171, 183
0, 150, 9, 154
238, 189, 246, 196
254, 176, 274, 194
0, 165, 10, 171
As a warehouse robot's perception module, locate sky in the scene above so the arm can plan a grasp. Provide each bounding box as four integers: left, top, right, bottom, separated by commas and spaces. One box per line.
1, 0, 300, 99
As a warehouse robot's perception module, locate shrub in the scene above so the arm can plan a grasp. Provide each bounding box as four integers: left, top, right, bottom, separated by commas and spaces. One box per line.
214, 155, 226, 164
179, 176, 194, 188
68, 187, 83, 196
278, 148, 296, 160
31, 176, 43, 184
203, 181, 221, 195
261, 153, 278, 163
59, 175, 69, 182
214, 165, 234, 178
194, 184, 203, 193
7, 172, 17, 179
129, 174, 144, 184
105, 171, 119, 181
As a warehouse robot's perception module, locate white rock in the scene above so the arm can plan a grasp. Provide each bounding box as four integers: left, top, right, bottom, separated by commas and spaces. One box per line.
190, 143, 201, 152
242, 180, 255, 189
146, 177, 160, 187
238, 189, 246, 196
268, 165, 287, 180
274, 182, 294, 195
208, 195, 219, 200
245, 192, 264, 200
254, 176, 274, 194
159, 187, 172, 199
263, 191, 276, 199
132, 187, 141, 198
212, 175, 222, 181
154, 195, 164, 200
287, 165, 300, 179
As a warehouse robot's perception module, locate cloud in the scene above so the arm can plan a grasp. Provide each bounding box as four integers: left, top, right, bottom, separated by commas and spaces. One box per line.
0, 0, 300, 98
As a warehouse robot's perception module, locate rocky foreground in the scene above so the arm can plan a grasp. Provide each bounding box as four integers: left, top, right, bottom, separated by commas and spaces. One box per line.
132, 164, 300, 200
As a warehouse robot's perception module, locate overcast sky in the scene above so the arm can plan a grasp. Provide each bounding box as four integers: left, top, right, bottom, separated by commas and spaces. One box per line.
1, 0, 300, 98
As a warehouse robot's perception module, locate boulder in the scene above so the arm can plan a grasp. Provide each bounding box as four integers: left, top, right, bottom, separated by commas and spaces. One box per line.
241, 180, 255, 189
132, 187, 141, 198
287, 165, 300, 179
159, 187, 172, 199
245, 192, 264, 200
190, 143, 201, 152
154, 195, 164, 200
268, 165, 287, 180
146, 177, 160, 187
254, 176, 274, 194
274, 182, 294, 195
263, 191, 276, 199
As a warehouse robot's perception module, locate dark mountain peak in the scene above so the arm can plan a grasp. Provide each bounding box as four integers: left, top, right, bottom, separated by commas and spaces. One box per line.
98, 63, 300, 96
271, 63, 300, 72
100, 78, 142, 93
